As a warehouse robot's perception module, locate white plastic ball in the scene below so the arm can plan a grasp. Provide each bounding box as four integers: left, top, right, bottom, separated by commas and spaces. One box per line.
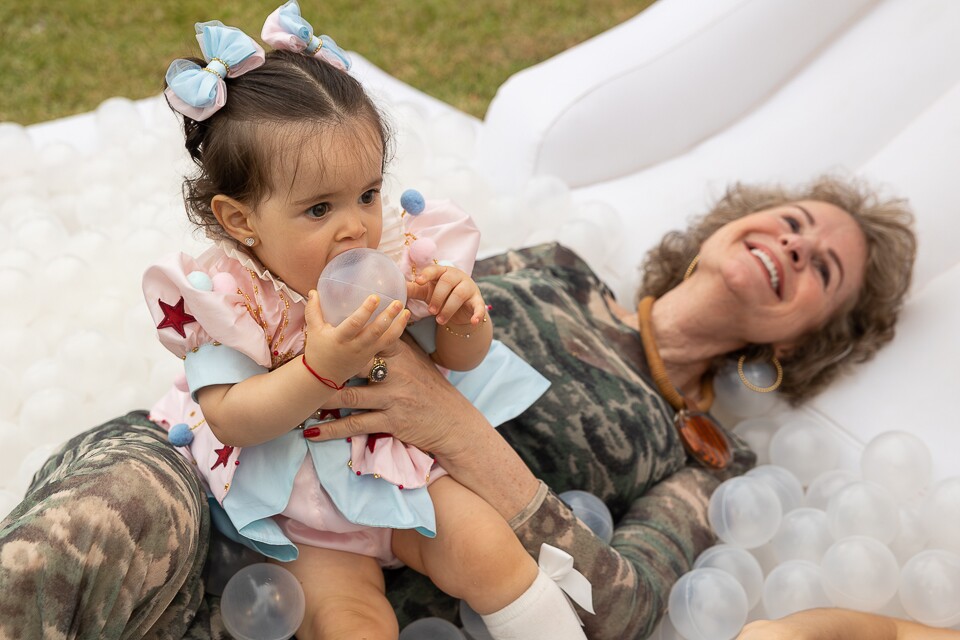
713, 361, 780, 418
17, 443, 61, 493
693, 544, 764, 609
21, 358, 68, 396
399, 618, 465, 640
220, 563, 305, 640
0, 247, 37, 271
731, 417, 778, 465
458, 600, 493, 640
708, 476, 783, 549
649, 614, 686, 640
0, 123, 36, 177
770, 507, 833, 564
204, 529, 266, 597
576, 201, 624, 255
820, 535, 899, 611
556, 217, 608, 272
667, 568, 749, 640
429, 111, 478, 161
762, 560, 830, 619
19, 387, 84, 433
0, 365, 22, 420
860, 431, 932, 504
888, 506, 928, 563
826, 480, 899, 544
768, 417, 841, 486
746, 465, 804, 514
920, 477, 960, 554
898, 549, 960, 627
804, 469, 859, 510
15, 215, 69, 259
0, 267, 40, 328
95, 97, 144, 145
521, 175, 574, 231
58, 329, 114, 396
559, 490, 614, 544
317, 248, 407, 327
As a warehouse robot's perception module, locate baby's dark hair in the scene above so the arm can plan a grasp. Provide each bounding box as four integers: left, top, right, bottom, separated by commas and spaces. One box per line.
167, 49, 392, 240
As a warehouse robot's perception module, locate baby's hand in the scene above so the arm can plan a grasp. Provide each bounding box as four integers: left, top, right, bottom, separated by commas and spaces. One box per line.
303, 290, 409, 384
408, 265, 486, 326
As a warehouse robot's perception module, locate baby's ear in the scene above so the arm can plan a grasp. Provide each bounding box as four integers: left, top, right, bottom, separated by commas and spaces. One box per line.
212, 195, 256, 243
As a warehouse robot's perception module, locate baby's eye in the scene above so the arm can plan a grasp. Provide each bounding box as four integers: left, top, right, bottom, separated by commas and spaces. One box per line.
359, 189, 380, 205
783, 215, 801, 232
307, 203, 330, 218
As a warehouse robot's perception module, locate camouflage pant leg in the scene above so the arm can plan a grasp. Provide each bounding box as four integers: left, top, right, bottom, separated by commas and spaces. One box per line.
0, 411, 215, 640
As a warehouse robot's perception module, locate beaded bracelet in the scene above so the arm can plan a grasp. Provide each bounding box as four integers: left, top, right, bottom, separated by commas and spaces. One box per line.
443, 313, 488, 339
301, 355, 346, 390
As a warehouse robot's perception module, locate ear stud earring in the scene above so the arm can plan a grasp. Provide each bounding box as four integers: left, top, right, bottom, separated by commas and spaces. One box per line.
244, 237, 256, 247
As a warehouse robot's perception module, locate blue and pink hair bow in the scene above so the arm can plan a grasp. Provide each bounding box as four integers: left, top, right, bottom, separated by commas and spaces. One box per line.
164, 21, 265, 122
261, 0, 351, 71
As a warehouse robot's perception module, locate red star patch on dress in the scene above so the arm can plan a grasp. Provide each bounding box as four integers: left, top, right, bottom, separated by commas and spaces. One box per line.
157, 296, 197, 338
211, 445, 235, 470
366, 433, 389, 453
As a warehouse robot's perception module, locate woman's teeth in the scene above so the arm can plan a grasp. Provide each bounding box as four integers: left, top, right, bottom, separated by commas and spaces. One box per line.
750, 248, 779, 293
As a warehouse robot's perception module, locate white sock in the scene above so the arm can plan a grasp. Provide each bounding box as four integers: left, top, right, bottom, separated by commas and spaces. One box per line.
480, 569, 587, 640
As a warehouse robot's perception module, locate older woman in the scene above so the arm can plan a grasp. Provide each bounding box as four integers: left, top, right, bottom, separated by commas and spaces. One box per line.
0, 176, 915, 639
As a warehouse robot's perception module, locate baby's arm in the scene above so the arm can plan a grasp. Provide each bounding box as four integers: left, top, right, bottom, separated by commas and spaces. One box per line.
198, 292, 409, 447
408, 265, 492, 371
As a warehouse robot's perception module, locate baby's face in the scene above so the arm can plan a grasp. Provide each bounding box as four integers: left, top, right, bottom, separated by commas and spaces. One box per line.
248, 120, 384, 297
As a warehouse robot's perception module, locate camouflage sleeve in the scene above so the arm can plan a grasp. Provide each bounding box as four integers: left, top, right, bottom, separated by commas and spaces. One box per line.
0, 412, 224, 640
511, 471, 721, 640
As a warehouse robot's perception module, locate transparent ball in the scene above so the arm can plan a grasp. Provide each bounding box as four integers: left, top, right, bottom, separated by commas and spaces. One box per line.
826, 481, 900, 544
667, 568, 749, 640
804, 469, 859, 510
317, 249, 407, 327
559, 490, 614, 544
712, 361, 779, 419
920, 477, 960, 554
732, 417, 778, 465
556, 218, 608, 274
708, 476, 783, 549
820, 535, 899, 611
771, 507, 833, 564
458, 600, 493, 640
204, 529, 266, 597
888, 506, 928, 564
860, 431, 932, 504
649, 614, 686, 640
399, 618, 465, 640
762, 560, 830, 619
0, 364, 22, 420
768, 417, 841, 486
746, 465, 804, 514
220, 563, 305, 640
693, 544, 764, 609
898, 549, 960, 627
19, 387, 84, 433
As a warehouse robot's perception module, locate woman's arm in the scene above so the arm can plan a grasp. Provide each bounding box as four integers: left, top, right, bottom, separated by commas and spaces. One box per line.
737, 610, 960, 640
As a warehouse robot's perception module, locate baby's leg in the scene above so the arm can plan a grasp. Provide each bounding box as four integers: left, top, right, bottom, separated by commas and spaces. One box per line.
278, 545, 398, 640
393, 476, 586, 639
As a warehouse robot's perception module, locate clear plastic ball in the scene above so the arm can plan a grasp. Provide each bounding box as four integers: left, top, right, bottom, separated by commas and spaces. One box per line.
746, 465, 804, 514
768, 417, 841, 486
804, 469, 859, 510
317, 248, 407, 327
820, 535, 900, 611
204, 529, 267, 597
399, 618, 465, 640
220, 563, 305, 640
559, 490, 614, 544
576, 201, 624, 255
732, 417, 778, 465
826, 480, 899, 544
921, 477, 960, 554
15, 215, 69, 259
898, 549, 960, 627
19, 387, 84, 433
693, 544, 764, 609
889, 506, 928, 563
649, 614, 686, 640
771, 507, 833, 564
708, 476, 783, 549
0, 365, 22, 420
860, 431, 932, 504
0, 123, 36, 177
712, 361, 780, 418
458, 600, 493, 640
762, 560, 830, 619
0, 267, 39, 328
667, 567, 749, 640
556, 218, 608, 273
58, 329, 115, 396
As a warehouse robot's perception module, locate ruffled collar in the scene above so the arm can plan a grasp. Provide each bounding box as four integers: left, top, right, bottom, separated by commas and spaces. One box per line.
219, 240, 306, 304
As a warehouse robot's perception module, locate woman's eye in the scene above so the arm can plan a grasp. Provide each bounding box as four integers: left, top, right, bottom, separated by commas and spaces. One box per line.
784, 215, 801, 232
815, 259, 830, 287
360, 189, 380, 205
307, 203, 330, 218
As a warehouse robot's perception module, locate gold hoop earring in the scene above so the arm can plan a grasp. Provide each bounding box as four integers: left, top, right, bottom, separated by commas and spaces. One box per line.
684, 254, 700, 281
738, 354, 783, 393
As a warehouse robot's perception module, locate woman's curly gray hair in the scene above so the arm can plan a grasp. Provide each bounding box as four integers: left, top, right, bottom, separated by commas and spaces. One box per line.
638, 175, 917, 405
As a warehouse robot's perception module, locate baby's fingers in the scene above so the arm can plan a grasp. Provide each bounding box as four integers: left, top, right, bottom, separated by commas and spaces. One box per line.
334, 294, 381, 339
436, 280, 477, 325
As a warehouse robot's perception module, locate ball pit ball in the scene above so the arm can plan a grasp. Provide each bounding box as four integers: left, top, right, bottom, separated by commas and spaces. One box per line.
399, 617, 465, 640
746, 464, 804, 514
693, 544, 764, 609
762, 560, 830, 619
770, 507, 833, 564
708, 476, 783, 549
826, 480, 899, 545
713, 361, 780, 418
803, 469, 859, 510
920, 476, 960, 554
667, 567, 749, 640
220, 563, 305, 640
768, 418, 841, 486
860, 430, 932, 503
317, 248, 408, 327
898, 549, 960, 627
559, 490, 614, 544
820, 535, 899, 612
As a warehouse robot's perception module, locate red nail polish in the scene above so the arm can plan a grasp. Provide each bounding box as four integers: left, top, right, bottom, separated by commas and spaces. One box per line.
302, 427, 320, 438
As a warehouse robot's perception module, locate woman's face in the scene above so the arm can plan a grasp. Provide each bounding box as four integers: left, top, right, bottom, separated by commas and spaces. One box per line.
699, 200, 867, 348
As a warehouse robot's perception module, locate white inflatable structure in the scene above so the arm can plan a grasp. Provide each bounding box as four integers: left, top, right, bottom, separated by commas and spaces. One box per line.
2, 0, 959, 633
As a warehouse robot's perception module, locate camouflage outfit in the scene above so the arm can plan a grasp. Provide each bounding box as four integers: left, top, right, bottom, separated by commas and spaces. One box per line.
0, 244, 753, 639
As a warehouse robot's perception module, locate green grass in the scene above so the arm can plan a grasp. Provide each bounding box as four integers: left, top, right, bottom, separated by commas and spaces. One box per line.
0, 0, 654, 125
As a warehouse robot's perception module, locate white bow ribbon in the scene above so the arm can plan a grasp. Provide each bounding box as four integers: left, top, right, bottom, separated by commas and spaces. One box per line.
538, 543, 596, 623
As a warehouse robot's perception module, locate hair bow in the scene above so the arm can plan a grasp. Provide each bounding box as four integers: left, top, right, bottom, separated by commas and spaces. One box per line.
262, 0, 351, 71
164, 21, 266, 122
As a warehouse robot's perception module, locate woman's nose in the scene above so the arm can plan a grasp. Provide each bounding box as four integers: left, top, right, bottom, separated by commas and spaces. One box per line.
780, 234, 811, 268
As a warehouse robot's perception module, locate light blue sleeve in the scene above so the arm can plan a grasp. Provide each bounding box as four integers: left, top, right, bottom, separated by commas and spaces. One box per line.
405, 316, 438, 354
183, 343, 269, 402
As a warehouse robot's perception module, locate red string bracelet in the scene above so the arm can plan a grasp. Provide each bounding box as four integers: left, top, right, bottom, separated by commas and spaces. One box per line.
301, 355, 346, 390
